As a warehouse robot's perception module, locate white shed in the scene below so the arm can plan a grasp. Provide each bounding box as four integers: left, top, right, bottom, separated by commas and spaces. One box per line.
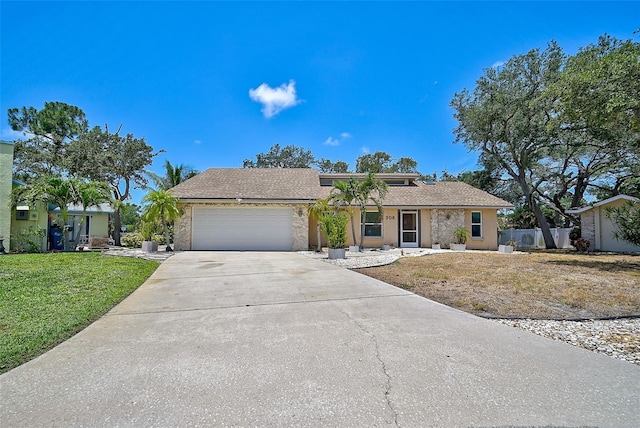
567, 195, 640, 253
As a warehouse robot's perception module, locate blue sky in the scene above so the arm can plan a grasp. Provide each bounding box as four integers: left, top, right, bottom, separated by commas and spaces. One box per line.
1, 1, 638, 204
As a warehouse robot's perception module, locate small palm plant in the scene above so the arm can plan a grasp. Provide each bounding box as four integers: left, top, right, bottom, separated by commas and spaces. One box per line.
308, 199, 331, 252
141, 189, 181, 251
453, 227, 469, 244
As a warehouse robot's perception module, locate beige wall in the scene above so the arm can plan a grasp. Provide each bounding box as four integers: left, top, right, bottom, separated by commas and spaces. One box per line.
464, 208, 499, 250
309, 207, 500, 250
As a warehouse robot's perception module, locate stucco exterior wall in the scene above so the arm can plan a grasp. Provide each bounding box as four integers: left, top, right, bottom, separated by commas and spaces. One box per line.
465, 208, 499, 250
175, 202, 309, 251
0, 142, 14, 250
419, 209, 432, 247
10, 203, 49, 252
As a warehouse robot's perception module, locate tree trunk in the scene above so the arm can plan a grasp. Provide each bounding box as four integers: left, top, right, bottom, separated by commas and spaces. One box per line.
113, 208, 122, 246
359, 209, 366, 251
518, 180, 557, 249
163, 219, 172, 251
316, 223, 322, 252
530, 196, 557, 249
348, 210, 358, 248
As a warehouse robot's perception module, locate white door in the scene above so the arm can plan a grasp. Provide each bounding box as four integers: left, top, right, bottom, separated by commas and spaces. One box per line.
401, 211, 419, 248
192, 207, 293, 251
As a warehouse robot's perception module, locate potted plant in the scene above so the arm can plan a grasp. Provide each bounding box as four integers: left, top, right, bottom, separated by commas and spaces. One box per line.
451, 227, 469, 251
140, 221, 158, 252
320, 211, 348, 259
431, 241, 441, 250
499, 240, 516, 253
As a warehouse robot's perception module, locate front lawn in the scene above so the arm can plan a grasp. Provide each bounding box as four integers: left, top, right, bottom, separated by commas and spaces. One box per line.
0, 252, 158, 374
354, 251, 640, 319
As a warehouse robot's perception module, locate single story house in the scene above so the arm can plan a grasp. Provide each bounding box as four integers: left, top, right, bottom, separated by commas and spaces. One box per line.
567, 195, 640, 253
171, 168, 513, 251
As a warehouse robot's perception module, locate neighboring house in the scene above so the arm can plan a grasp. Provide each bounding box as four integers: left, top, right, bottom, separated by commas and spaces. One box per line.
567, 195, 640, 253
51, 203, 114, 247
0, 141, 14, 250
171, 168, 513, 251
1, 140, 113, 251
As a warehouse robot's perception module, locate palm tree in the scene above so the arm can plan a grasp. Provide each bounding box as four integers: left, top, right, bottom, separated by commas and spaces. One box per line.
147, 160, 198, 190
328, 177, 360, 247
307, 198, 331, 252
355, 172, 388, 250
141, 189, 181, 251
11, 176, 111, 251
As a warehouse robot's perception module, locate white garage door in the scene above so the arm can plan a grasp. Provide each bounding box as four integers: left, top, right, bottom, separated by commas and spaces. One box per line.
192, 207, 293, 251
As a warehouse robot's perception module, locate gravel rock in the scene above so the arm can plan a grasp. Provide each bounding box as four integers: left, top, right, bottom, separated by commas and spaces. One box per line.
493, 318, 640, 366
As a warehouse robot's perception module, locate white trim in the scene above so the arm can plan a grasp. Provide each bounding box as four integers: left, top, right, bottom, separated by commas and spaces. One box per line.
471, 211, 482, 239
400, 210, 419, 248
566, 195, 639, 214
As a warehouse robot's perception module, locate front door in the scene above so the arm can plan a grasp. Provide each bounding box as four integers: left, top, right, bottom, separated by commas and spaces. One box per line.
401, 211, 418, 248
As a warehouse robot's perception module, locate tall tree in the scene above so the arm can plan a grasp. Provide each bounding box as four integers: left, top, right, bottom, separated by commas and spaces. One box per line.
147, 160, 198, 190
544, 34, 640, 205
67, 125, 157, 245
355, 151, 419, 174
243, 143, 315, 168
8, 102, 88, 179
451, 42, 564, 248
316, 158, 350, 173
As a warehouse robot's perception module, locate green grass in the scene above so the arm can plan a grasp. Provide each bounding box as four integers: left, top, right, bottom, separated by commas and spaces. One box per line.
0, 252, 158, 373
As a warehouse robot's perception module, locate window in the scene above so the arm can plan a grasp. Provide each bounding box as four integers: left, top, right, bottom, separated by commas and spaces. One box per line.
471, 211, 482, 238
364, 211, 382, 237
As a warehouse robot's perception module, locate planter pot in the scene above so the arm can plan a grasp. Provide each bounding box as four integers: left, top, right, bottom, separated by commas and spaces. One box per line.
451, 243, 466, 251
499, 245, 514, 254
328, 248, 346, 259
142, 240, 158, 252
431, 244, 441, 250
348, 246, 360, 253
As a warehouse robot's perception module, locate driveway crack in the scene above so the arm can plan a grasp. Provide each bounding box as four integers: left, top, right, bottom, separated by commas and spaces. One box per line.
340, 309, 399, 427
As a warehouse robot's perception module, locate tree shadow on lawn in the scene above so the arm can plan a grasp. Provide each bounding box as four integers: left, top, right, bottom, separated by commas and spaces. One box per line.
547, 255, 640, 274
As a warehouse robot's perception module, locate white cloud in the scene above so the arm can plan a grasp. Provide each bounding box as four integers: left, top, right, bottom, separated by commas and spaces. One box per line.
360, 146, 370, 154
340, 132, 352, 139
324, 137, 340, 146
491, 61, 505, 68
194, 139, 202, 145
249, 80, 300, 119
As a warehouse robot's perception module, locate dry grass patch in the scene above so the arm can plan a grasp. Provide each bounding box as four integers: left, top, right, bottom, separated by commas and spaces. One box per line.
354, 252, 640, 319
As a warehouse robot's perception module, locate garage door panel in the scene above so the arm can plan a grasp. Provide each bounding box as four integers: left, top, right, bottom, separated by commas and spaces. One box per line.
192, 207, 293, 251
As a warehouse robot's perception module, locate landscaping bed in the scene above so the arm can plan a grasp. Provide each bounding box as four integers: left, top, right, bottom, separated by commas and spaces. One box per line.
0, 252, 158, 374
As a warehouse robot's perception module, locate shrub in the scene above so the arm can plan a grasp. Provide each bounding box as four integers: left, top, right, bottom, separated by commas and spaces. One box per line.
12, 227, 46, 253
320, 211, 348, 249
573, 238, 590, 252
120, 232, 143, 248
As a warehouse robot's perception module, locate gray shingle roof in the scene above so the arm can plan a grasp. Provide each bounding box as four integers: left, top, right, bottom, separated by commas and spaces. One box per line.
171, 168, 513, 208
170, 168, 323, 200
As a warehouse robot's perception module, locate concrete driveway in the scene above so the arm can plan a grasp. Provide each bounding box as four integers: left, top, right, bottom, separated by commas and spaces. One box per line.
1, 252, 639, 427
